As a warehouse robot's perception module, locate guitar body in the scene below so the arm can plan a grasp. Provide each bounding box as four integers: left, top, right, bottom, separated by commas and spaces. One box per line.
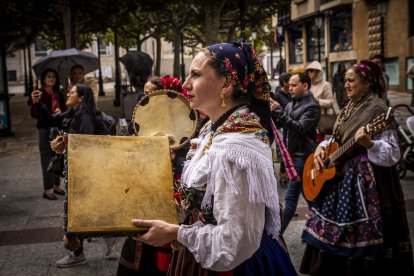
303, 142, 339, 201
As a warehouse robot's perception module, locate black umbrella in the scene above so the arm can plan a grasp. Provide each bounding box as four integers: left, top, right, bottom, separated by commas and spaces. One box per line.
120, 51, 153, 90
32, 48, 99, 78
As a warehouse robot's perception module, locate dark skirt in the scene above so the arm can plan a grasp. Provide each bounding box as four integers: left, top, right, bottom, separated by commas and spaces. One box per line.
168, 232, 297, 276
300, 162, 414, 275
117, 237, 171, 276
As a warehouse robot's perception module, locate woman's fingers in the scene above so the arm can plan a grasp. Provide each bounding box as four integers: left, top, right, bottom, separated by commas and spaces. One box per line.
355, 127, 374, 149
313, 147, 326, 171
132, 219, 153, 228
131, 219, 179, 247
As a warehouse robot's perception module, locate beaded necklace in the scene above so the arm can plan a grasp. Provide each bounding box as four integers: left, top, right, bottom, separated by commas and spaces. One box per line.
332, 92, 375, 138
202, 105, 243, 155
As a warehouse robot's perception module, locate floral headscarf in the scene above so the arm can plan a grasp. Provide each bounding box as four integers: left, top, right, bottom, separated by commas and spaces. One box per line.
353, 60, 386, 96
207, 39, 271, 101
206, 39, 274, 143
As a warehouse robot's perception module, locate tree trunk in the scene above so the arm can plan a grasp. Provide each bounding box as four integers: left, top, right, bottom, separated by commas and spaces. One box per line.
203, 1, 227, 45
173, 33, 180, 77
227, 24, 237, 42
136, 36, 142, 51
155, 35, 161, 76
203, 6, 220, 45
60, 0, 71, 48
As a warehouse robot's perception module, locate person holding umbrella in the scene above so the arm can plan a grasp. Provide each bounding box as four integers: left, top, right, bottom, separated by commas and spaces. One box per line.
30, 68, 66, 200
69, 65, 99, 106
32, 48, 100, 105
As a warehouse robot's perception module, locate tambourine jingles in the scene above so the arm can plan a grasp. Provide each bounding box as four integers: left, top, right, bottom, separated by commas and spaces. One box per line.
131, 89, 198, 149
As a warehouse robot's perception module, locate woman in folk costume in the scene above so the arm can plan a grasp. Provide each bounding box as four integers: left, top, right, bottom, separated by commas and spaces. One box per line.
117, 75, 189, 276
131, 40, 297, 275
300, 60, 414, 275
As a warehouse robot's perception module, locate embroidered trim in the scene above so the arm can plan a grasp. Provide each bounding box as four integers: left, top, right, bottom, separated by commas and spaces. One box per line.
200, 142, 281, 237
221, 111, 269, 144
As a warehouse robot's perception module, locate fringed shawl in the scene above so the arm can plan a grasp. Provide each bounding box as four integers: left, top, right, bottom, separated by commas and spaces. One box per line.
336, 96, 388, 145
181, 108, 281, 237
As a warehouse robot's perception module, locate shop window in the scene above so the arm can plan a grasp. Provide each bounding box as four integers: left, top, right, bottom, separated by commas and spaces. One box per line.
96, 39, 112, 56
289, 25, 303, 64
384, 58, 399, 86
330, 10, 352, 52
34, 39, 48, 57
307, 23, 325, 62
332, 61, 355, 77
7, 71, 17, 81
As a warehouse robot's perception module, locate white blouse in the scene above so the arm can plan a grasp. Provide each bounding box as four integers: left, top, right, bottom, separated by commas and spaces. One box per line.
176, 109, 280, 271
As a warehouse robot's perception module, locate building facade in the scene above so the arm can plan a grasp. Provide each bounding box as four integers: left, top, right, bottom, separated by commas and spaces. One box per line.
5, 37, 193, 86
279, 0, 414, 92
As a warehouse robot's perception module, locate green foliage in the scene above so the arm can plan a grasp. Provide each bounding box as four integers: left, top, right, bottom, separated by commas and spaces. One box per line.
0, 0, 55, 51
0, 0, 139, 51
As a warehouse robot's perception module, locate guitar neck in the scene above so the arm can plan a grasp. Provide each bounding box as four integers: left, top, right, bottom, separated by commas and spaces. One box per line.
328, 137, 356, 165
325, 110, 392, 166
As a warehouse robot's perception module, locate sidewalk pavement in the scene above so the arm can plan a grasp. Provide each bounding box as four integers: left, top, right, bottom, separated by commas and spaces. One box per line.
1, 84, 413, 275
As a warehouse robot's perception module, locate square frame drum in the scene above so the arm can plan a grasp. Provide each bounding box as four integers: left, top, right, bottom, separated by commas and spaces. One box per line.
66, 134, 177, 236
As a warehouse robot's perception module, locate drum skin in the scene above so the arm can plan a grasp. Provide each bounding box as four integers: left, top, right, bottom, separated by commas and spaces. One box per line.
132, 89, 197, 149
66, 134, 178, 236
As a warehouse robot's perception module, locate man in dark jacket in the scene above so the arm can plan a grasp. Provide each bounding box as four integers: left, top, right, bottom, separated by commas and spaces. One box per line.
272, 73, 320, 233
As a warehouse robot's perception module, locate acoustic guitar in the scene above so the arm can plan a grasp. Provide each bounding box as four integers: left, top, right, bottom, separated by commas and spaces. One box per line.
303, 109, 393, 201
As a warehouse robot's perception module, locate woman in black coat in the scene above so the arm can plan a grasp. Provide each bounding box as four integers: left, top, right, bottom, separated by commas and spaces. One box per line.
31, 83, 107, 267
32, 84, 104, 135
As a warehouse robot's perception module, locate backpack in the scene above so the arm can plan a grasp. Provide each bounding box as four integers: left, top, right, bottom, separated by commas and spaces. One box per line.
96, 112, 116, 135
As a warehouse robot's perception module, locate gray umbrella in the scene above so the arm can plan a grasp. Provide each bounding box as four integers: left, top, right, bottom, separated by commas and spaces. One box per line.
32, 48, 99, 78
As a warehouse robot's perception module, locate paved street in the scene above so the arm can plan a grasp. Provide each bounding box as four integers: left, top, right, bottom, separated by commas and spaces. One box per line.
1, 83, 413, 275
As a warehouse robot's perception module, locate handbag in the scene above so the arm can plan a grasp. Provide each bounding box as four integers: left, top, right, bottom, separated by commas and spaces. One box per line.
318, 99, 341, 135
317, 114, 338, 135
47, 154, 64, 177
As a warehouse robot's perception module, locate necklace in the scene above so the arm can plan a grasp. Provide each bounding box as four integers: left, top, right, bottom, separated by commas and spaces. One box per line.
332, 92, 375, 138
202, 105, 242, 155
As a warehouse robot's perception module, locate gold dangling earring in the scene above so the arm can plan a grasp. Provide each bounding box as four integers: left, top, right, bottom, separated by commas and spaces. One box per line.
220, 93, 226, 107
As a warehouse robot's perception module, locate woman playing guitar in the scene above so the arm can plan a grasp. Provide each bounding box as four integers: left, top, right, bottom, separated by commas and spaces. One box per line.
300, 60, 413, 275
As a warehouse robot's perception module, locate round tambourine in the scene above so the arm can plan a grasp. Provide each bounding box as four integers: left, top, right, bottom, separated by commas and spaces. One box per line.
131, 89, 198, 149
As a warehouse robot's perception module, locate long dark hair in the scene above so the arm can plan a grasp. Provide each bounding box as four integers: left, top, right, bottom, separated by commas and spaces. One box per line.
74, 84, 97, 116
40, 68, 60, 92
147, 76, 164, 90
70, 84, 102, 133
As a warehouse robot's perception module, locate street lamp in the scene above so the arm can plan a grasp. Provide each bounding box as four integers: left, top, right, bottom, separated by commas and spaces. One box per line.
180, 32, 185, 82
113, 25, 121, 107
96, 33, 105, 96
277, 25, 284, 75
315, 16, 323, 62
378, 1, 387, 57
264, 25, 274, 80
23, 47, 29, 97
